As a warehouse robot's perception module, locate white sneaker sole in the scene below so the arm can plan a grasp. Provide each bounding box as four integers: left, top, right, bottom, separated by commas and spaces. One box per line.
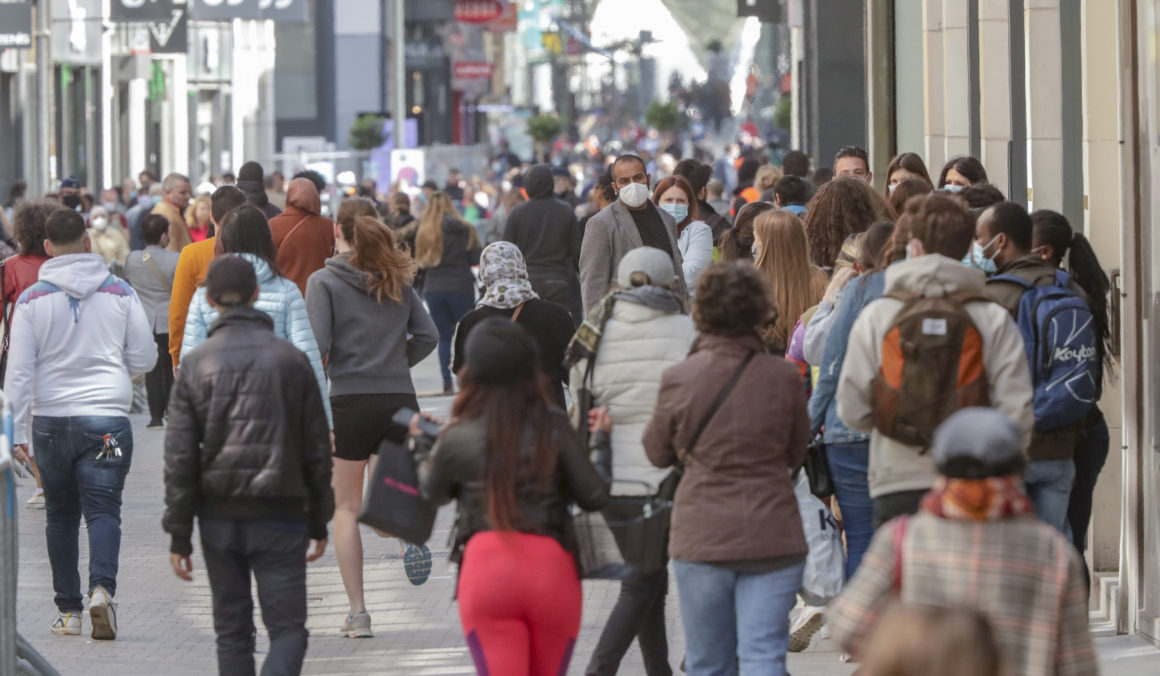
89, 604, 116, 640
340, 627, 373, 639
788, 612, 825, 653
51, 621, 81, 636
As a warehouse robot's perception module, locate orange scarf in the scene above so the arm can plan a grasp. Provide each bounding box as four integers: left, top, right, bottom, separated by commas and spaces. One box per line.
921, 476, 1033, 522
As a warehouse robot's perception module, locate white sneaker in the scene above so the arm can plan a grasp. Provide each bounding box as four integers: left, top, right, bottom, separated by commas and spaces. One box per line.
788, 605, 826, 653
89, 586, 117, 640
26, 490, 45, 509
51, 612, 81, 635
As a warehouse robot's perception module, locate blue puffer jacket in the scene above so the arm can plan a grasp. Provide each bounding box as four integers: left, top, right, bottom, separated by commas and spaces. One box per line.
181, 253, 332, 427
808, 270, 886, 443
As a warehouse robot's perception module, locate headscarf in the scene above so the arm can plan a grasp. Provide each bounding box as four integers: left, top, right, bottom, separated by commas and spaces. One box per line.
477, 241, 538, 309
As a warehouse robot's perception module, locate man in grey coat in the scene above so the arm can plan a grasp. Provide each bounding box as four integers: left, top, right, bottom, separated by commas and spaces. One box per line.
579, 154, 687, 313
123, 214, 180, 426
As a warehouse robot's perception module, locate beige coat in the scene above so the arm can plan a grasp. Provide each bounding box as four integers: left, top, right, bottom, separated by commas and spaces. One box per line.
579, 200, 687, 313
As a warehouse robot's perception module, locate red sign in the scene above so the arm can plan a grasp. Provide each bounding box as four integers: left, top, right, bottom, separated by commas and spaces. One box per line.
453, 62, 494, 79
454, 0, 503, 24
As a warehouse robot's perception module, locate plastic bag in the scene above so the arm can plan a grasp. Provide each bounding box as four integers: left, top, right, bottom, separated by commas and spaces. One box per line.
793, 469, 846, 606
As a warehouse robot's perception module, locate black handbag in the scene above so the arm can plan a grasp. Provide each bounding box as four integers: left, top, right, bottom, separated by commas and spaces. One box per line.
574, 485, 672, 580
804, 439, 834, 499
358, 439, 437, 546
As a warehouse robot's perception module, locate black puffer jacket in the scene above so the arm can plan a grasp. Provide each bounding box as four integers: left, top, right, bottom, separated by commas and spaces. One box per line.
237, 178, 283, 220
162, 307, 334, 555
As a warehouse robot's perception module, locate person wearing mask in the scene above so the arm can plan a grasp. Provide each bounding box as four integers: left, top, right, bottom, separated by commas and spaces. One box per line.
883, 152, 933, 197
168, 186, 247, 368
803, 177, 887, 270
305, 214, 438, 637
184, 195, 213, 243
836, 194, 1034, 526
887, 178, 934, 215
415, 319, 609, 676
752, 210, 827, 355
551, 165, 580, 209
58, 177, 83, 211
123, 215, 180, 428
163, 255, 333, 675
643, 262, 809, 675
717, 200, 775, 263
937, 156, 989, 192
567, 247, 695, 676
87, 206, 130, 273
416, 192, 483, 394
828, 408, 1098, 676
502, 165, 584, 325
150, 174, 194, 253
773, 175, 812, 216
653, 176, 713, 294
126, 183, 163, 251
580, 155, 687, 313
269, 178, 336, 296
834, 146, 874, 185
453, 242, 575, 408
138, 171, 158, 194
674, 159, 730, 244
579, 174, 615, 232
236, 161, 282, 220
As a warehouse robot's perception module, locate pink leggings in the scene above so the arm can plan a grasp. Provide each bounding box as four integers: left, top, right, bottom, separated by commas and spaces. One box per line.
458, 531, 581, 676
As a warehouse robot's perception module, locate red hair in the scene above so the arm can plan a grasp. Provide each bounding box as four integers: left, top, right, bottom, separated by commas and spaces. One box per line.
652, 175, 699, 232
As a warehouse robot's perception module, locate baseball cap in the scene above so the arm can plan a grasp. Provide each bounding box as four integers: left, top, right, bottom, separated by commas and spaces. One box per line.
617, 246, 676, 289
931, 408, 1026, 479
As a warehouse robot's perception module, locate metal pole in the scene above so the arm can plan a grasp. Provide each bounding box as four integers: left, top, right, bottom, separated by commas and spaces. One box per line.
391, 0, 406, 151
35, 0, 52, 196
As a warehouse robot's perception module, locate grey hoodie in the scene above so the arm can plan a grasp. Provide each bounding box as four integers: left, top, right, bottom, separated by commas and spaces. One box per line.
305, 253, 438, 396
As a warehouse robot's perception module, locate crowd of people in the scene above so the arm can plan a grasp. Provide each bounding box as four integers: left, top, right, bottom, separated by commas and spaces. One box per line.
0, 138, 1113, 676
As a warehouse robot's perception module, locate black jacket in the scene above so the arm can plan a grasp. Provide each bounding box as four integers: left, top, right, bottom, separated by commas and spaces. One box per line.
421, 216, 482, 295
162, 307, 334, 555
697, 199, 731, 244
237, 178, 283, 220
502, 165, 582, 280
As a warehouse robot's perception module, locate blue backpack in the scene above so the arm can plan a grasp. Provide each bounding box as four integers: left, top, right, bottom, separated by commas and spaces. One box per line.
991, 270, 1099, 430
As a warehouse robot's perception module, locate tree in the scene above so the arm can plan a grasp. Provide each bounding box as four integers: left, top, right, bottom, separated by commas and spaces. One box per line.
348, 114, 386, 150
774, 97, 792, 131
526, 114, 563, 144
645, 100, 683, 134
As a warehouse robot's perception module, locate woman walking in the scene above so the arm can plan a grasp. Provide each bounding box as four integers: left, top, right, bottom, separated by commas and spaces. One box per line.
751, 210, 827, 355
305, 214, 438, 637
652, 176, 713, 293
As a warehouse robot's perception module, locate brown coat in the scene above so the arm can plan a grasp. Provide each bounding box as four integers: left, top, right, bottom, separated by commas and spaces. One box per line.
642, 333, 810, 563
269, 179, 335, 295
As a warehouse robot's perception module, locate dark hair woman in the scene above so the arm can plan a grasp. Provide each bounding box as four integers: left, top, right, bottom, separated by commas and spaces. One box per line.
937, 155, 988, 192
804, 177, 885, 269
653, 175, 713, 291
305, 214, 438, 637
888, 178, 934, 216
718, 200, 775, 262
884, 152, 934, 198
416, 318, 608, 676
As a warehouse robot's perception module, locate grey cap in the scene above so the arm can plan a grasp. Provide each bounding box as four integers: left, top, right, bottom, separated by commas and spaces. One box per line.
931, 408, 1025, 478
617, 246, 675, 289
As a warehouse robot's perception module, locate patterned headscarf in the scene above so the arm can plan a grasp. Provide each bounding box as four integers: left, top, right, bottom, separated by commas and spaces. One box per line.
477, 241, 539, 310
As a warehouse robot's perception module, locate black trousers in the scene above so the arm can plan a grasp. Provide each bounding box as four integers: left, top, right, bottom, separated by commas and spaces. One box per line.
145, 332, 173, 423
1068, 407, 1110, 588
872, 489, 928, 529
200, 519, 309, 676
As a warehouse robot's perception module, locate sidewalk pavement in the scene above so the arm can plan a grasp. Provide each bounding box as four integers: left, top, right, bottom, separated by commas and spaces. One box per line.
12, 353, 1158, 674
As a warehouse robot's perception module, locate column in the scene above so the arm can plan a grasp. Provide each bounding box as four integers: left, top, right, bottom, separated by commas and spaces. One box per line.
942, 0, 971, 158
922, 0, 946, 175
977, 0, 1011, 194
127, 77, 148, 177
1023, 0, 1063, 211
865, 0, 894, 182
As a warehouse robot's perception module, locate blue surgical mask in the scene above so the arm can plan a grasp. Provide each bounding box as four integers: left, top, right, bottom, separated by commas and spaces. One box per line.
888, 183, 898, 194
943, 183, 966, 194
962, 236, 1000, 275
751, 241, 760, 258
660, 203, 688, 222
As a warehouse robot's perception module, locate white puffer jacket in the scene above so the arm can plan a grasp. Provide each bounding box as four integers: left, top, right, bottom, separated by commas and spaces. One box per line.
571, 300, 696, 495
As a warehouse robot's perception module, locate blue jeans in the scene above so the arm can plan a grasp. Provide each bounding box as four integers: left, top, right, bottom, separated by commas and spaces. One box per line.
425, 291, 475, 385
33, 416, 133, 612
826, 442, 873, 580
673, 559, 804, 676
1024, 458, 1076, 535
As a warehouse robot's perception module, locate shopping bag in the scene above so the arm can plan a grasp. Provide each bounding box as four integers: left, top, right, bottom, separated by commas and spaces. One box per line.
793, 469, 845, 606
358, 439, 436, 546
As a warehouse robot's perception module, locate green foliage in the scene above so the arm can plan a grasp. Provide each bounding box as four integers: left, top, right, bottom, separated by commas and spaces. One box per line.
774, 97, 792, 131
526, 114, 564, 144
348, 114, 386, 150
645, 100, 683, 133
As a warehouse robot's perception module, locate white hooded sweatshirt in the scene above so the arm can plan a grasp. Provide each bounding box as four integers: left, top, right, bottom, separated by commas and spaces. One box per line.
5, 253, 157, 444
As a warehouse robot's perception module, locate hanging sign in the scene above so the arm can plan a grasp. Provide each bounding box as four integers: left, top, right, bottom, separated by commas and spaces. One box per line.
0, 2, 33, 49
454, 0, 503, 24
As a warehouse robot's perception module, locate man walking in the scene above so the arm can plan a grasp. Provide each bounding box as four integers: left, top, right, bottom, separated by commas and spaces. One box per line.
164, 255, 333, 675
123, 214, 180, 427
5, 208, 157, 639
151, 173, 193, 251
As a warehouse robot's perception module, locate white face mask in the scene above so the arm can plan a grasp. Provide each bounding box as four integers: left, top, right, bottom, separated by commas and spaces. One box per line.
617, 182, 650, 209
92, 217, 109, 231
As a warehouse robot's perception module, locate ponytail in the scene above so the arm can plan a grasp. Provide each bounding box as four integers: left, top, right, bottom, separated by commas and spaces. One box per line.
349, 215, 417, 303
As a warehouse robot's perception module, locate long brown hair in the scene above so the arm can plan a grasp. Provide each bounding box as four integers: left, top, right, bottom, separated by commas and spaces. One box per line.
719, 201, 775, 261
804, 177, 886, 268
884, 152, 933, 199
651, 175, 699, 232
348, 216, 417, 302
415, 191, 481, 268
753, 210, 827, 351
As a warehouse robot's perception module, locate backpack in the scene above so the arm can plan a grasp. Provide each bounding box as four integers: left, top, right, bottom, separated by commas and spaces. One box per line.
990, 269, 1099, 430
871, 291, 991, 448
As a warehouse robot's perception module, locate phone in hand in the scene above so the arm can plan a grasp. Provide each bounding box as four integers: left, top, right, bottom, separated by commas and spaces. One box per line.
392, 408, 443, 437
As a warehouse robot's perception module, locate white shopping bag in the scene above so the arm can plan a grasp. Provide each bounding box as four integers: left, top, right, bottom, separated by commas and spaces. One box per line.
793, 469, 846, 606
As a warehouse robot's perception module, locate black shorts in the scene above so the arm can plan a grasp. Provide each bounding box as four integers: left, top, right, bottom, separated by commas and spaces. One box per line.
331, 393, 420, 462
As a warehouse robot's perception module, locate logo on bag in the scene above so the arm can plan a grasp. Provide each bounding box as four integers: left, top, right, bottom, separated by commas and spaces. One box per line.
383, 476, 419, 496
817, 509, 839, 532
1052, 344, 1097, 364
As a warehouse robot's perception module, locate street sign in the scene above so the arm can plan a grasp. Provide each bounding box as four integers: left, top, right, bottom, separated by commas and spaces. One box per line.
111, 0, 186, 21
0, 2, 32, 50
149, 8, 189, 53
190, 0, 308, 22
454, 0, 502, 24
453, 62, 493, 79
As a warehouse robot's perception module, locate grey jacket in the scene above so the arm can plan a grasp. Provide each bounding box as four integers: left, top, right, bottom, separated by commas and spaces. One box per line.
123, 245, 180, 334
579, 200, 687, 313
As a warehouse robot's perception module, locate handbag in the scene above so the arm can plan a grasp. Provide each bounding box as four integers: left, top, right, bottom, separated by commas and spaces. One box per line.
574, 481, 672, 580
804, 438, 834, 499
357, 438, 436, 546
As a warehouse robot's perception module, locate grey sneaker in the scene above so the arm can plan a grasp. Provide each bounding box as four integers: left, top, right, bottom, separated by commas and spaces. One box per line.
89, 586, 117, 640
340, 611, 372, 638
51, 611, 81, 636
788, 605, 825, 652
26, 491, 45, 509
403, 543, 432, 586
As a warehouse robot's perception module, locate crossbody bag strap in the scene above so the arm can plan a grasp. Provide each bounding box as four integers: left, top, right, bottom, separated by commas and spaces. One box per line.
680, 350, 757, 463
509, 302, 527, 323
142, 251, 172, 292
280, 215, 313, 247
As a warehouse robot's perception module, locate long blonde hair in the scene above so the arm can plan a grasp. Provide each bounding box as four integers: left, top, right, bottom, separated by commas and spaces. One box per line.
415, 191, 481, 267
348, 215, 416, 303
185, 194, 211, 228
754, 210, 828, 351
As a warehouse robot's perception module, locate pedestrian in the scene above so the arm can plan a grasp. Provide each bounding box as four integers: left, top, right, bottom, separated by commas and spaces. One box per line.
87, 206, 130, 273
834, 146, 874, 185
123, 214, 180, 427
579, 173, 614, 231
502, 164, 584, 324
781, 150, 811, 179
269, 178, 336, 295
580, 154, 687, 313
828, 407, 1098, 676
642, 262, 809, 676
416, 318, 609, 676
453, 242, 575, 407
887, 178, 933, 215
5, 208, 157, 639
957, 183, 1007, 211
752, 210, 827, 355
236, 161, 283, 220
857, 605, 1004, 676
184, 194, 213, 242
883, 152, 933, 197
755, 164, 783, 202
386, 192, 415, 231
305, 213, 438, 637
803, 176, 886, 270
126, 183, 162, 251
729, 156, 762, 217
652, 175, 713, 294
674, 159, 730, 245
163, 255, 333, 675
705, 180, 731, 225
415, 191, 483, 395
569, 247, 694, 676
937, 155, 988, 192
717, 200, 775, 263
168, 186, 246, 369
772, 175, 811, 217
151, 173, 194, 252
835, 193, 1034, 526
180, 205, 331, 425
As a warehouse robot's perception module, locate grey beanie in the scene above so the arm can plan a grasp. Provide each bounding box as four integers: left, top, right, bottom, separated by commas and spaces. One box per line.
617, 246, 675, 288
931, 408, 1025, 478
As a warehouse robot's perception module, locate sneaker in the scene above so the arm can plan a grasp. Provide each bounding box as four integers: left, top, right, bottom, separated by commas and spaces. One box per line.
51, 612, 81, 636
403, 543, 432, 586
147, 419, 164, 428
88, 586, 117, 640
26, 490, 45, 509
788, 605, 825, 653
340, 611, 373, 638
442, 382, 455, 396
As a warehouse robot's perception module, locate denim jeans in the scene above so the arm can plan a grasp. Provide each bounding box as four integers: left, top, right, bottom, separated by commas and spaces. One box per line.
673, 559, 804, 676
1024, 458, 1076, 535
826, 442, 873, 580
200, 519, 309, 676
33, 416, 133, 612
425, 292, 475, 385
